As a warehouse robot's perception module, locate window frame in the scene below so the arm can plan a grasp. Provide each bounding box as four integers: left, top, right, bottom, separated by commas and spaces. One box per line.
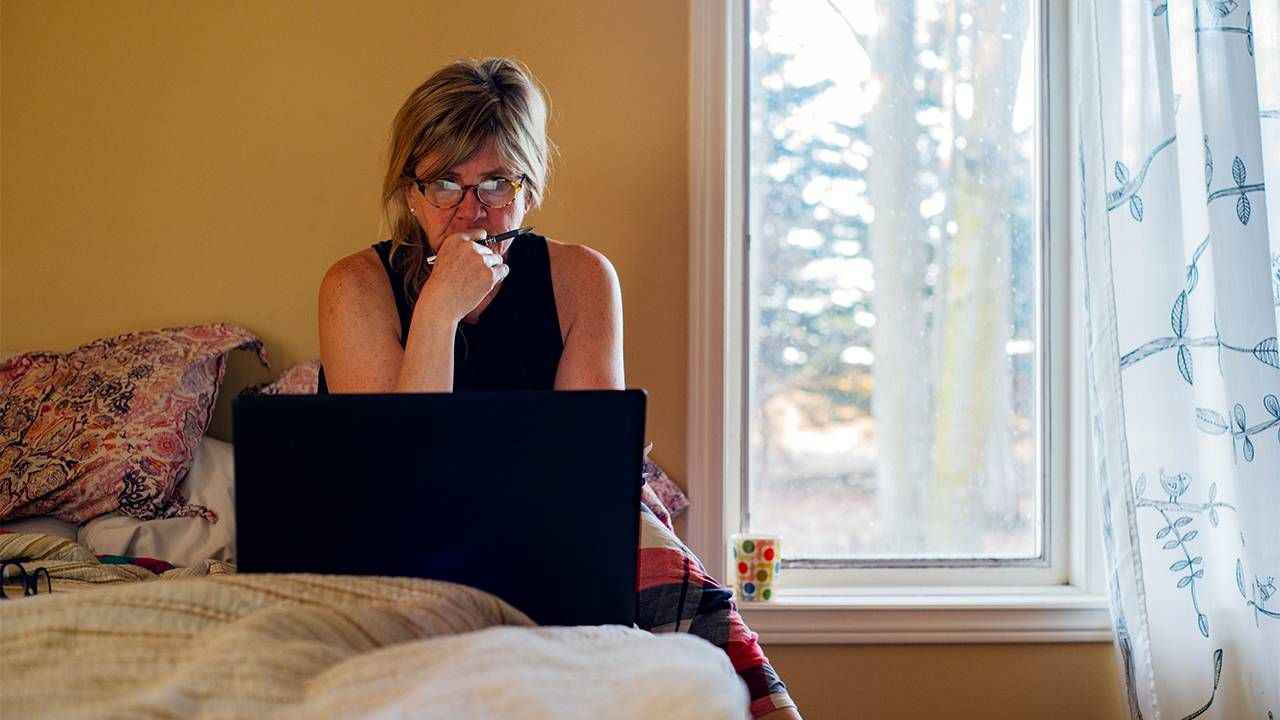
686, 0, 1111, 643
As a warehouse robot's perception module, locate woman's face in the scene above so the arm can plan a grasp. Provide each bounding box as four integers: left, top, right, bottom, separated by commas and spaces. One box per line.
404, 138, 529, 255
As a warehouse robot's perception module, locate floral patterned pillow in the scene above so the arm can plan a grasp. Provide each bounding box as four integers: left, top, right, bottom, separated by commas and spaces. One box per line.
641, 444, 690, 529
240, 359, 321, 396
0, 324, 269, 523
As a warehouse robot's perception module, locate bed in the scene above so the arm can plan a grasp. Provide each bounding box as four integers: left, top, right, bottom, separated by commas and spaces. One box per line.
0, 533, 748, 719
0, 325, 790, 719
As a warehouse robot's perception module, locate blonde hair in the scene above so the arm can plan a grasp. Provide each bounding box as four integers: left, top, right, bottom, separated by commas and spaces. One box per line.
383, 57, 553, 304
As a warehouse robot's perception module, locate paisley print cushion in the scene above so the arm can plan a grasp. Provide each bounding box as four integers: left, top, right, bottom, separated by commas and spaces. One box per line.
240, 360, 320, 396
0, 324, 268, 523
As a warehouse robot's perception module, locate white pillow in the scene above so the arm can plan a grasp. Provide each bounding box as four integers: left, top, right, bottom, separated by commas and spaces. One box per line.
0, 514, 79, 541
78, 437, 236, 566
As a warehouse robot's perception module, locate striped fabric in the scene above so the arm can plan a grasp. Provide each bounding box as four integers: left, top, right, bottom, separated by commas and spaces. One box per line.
637, 505, 795, 718
0, 533, 752, 719
0, 531, 234, 589
2, 506, 795, 718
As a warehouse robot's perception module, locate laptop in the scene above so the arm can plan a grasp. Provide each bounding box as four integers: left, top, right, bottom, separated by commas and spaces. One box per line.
231, 390, 645, 627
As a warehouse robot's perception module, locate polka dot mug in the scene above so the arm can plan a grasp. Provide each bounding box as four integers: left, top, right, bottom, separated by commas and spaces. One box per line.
729, 533, 781, 602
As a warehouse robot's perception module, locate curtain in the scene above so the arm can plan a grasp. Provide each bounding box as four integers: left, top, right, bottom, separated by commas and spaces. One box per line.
1075, 0, 1279, 717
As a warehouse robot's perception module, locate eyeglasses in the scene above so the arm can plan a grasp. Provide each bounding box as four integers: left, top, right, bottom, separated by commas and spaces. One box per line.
408, 175, 525, 209
0, 561, 52, 599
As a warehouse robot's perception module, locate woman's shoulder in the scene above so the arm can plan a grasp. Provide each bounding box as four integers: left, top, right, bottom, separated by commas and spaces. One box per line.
322, 247, 385, 291
545, 238, 619, 292
319, 247, 395, 313
545, 238, 621, 336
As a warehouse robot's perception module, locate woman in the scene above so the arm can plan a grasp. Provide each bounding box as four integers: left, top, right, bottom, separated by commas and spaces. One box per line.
318, 58, 799, 720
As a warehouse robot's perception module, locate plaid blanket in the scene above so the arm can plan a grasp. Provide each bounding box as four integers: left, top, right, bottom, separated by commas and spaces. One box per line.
637, 499, 794, 718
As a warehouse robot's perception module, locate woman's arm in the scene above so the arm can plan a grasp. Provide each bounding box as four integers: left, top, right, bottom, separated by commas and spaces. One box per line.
318, 251, 416, 393
318, 251, 458, 394
319, 233, 507, 393
550, 244, 625, 390
393, 306, 460, 393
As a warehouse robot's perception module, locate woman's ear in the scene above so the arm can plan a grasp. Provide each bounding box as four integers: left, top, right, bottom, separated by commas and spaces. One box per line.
403, 185, 422, 216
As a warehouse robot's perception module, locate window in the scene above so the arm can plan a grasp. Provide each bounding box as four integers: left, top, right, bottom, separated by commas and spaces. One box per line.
689, 0, 1109, 641
747, 0, 1041, 564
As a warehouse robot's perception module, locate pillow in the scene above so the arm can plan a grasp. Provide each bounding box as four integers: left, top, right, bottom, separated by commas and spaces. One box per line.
0, 324, 268, 523
240, 359, 320, 396
79, 436, 236, 566
642, 448, 689, 520
0, 514, 79, 541
0, 352, 81, 539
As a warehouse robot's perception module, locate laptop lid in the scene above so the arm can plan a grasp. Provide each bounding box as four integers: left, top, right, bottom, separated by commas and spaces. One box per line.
232, 389, 645, 627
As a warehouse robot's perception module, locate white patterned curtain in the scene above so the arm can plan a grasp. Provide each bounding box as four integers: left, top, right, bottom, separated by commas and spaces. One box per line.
1075, 0, 1279, 717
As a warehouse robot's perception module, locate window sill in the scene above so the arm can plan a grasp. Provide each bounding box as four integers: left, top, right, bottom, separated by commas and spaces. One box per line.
737, 587, 1113, 644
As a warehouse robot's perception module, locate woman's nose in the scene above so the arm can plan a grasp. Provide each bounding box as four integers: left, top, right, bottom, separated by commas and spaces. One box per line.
457, 188, 488, 221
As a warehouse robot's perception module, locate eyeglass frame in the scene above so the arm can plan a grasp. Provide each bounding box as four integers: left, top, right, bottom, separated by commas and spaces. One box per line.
405, 173, 527, 210
0, 560, 52, 599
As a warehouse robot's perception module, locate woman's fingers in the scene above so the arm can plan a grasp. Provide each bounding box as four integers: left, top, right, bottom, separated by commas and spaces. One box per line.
437, 230, 487, 256
454, 229, 488, 245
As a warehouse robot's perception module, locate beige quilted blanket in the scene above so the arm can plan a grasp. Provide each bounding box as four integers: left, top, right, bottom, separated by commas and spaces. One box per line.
0, 533, 750, 719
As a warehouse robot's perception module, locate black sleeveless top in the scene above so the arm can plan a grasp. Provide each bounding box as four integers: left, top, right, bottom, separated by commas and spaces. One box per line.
317, 233, 564, 392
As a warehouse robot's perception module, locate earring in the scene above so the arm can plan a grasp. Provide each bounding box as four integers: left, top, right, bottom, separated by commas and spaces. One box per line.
410, 208, 416, 214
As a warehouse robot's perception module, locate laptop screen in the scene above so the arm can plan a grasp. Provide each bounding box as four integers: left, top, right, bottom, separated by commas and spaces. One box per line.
232, 390, 646, 626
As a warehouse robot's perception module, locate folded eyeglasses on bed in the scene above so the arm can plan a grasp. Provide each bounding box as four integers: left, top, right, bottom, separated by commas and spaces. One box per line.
0, 561, 52, 599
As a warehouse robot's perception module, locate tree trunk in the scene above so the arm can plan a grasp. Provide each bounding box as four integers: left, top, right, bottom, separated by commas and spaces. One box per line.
867, 0, 933, 553
928, 0, 1027, 550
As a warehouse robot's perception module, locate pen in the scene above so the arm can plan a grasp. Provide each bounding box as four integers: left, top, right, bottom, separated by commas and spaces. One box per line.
426, 226, 533, 266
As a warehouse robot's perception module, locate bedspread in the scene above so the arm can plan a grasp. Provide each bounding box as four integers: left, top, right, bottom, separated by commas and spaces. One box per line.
0, 533, 751, 720
637, 507, 795, 718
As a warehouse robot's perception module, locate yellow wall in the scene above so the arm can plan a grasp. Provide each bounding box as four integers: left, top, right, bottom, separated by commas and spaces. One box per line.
768, 643, 1126, 720
1, 2, 1125, 718
0, 0, 689, 457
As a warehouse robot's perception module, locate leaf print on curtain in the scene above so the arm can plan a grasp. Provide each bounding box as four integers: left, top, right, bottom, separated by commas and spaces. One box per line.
1075, 0, 1279, 717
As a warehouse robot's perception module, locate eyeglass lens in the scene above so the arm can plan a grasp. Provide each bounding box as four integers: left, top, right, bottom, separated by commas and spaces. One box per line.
1, 561, 51, 598
424, 178, 518, 208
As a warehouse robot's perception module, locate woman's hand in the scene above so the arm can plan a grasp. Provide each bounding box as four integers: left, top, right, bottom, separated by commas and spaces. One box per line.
419, 230, 510, 323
